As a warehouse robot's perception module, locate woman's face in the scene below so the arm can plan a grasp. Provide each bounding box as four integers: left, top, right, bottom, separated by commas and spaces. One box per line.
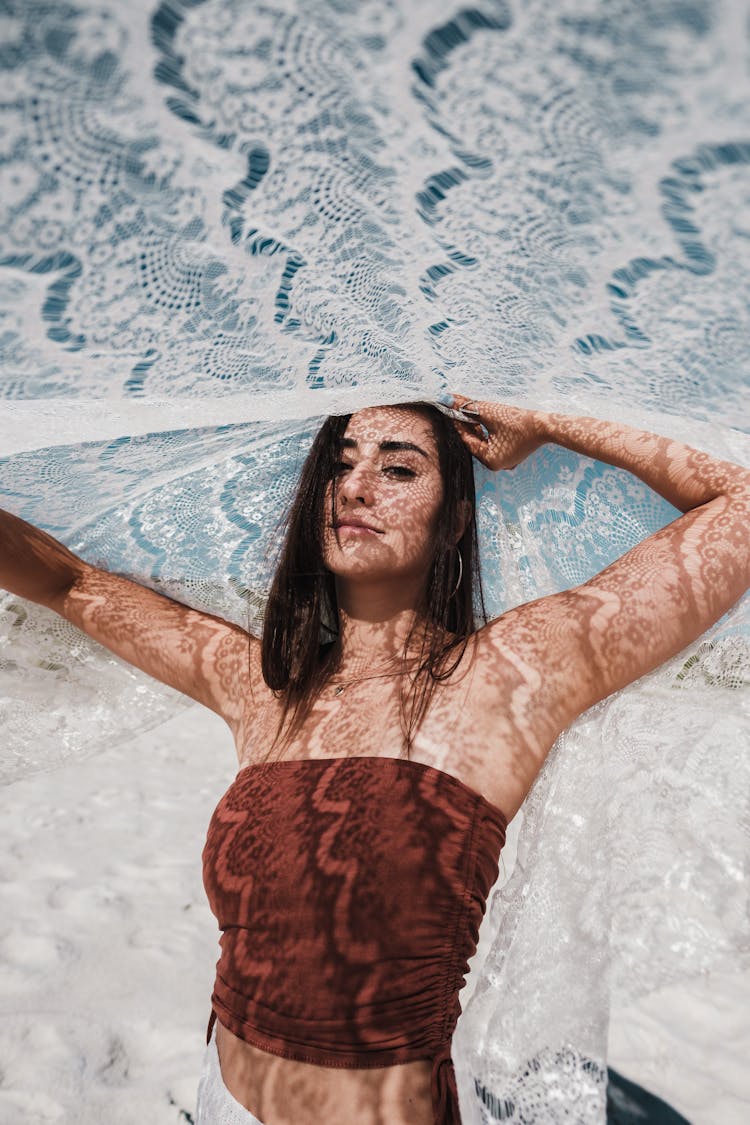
321, 406, 445, 588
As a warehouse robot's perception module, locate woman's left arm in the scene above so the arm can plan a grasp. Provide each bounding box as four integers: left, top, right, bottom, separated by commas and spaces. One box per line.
537, 410, 750, 709
452, 395, 750, 720
533, 408, 750, 514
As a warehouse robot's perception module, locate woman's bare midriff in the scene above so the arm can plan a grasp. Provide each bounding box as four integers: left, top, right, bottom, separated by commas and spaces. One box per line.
215, 1020, 434, 1125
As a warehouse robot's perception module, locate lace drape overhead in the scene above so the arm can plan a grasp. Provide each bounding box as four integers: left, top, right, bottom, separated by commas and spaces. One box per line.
1, 1, 748, 1120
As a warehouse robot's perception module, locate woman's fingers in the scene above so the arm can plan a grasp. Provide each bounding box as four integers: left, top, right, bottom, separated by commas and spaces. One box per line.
448, 393, 490, 454
454, 421, 492, 464
450, 392, 483, 415
447, 393, 543, 471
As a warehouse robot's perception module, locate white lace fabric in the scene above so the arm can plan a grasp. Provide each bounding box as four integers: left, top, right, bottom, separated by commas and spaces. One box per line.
1, 1, 748, 1121
196, 1026, 265, 1125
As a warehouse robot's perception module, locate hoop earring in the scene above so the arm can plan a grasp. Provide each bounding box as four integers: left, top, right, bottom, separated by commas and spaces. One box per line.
449, 546, 463, 599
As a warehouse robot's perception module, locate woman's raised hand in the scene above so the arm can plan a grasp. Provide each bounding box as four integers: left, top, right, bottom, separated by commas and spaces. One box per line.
449, 393, 547, 471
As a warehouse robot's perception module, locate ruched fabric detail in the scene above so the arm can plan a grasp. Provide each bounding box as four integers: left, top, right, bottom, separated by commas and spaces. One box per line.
202, 756, 507, 1123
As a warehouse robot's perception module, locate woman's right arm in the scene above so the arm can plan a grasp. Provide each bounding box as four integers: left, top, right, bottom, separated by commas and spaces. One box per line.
0, 508, 254, 733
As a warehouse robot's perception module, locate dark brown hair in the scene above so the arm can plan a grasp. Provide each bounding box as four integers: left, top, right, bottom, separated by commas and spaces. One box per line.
257, 402, 487, 757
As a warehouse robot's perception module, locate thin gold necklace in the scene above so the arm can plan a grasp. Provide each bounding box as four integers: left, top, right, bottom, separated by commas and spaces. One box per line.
325, 657, 421, 696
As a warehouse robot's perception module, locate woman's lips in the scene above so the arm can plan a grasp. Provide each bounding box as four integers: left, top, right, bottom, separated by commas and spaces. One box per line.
334, 523, 383, 535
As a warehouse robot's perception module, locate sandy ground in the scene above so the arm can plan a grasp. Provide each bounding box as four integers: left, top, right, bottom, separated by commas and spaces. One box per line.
1, 703, 748, 1124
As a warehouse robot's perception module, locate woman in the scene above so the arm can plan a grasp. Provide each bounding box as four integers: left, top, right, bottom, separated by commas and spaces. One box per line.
2, 395, 748, 1125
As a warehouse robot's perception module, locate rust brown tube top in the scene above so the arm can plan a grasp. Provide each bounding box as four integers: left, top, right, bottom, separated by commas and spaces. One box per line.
201, 755, 508, 1125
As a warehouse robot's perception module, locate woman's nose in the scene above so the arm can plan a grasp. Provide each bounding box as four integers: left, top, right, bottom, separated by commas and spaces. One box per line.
338, 463, 375, 505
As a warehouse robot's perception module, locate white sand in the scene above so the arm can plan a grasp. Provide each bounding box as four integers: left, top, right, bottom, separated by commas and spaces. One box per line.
1, 703, 747, 1124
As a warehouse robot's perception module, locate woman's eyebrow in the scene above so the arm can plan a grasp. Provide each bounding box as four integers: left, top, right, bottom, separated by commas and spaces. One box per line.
340, 437, 429, 458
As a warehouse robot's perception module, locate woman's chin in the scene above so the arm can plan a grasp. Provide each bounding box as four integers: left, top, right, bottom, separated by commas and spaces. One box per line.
325, 555, 411, 583
327, 563, 394, 582
324, 543, 389, 571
